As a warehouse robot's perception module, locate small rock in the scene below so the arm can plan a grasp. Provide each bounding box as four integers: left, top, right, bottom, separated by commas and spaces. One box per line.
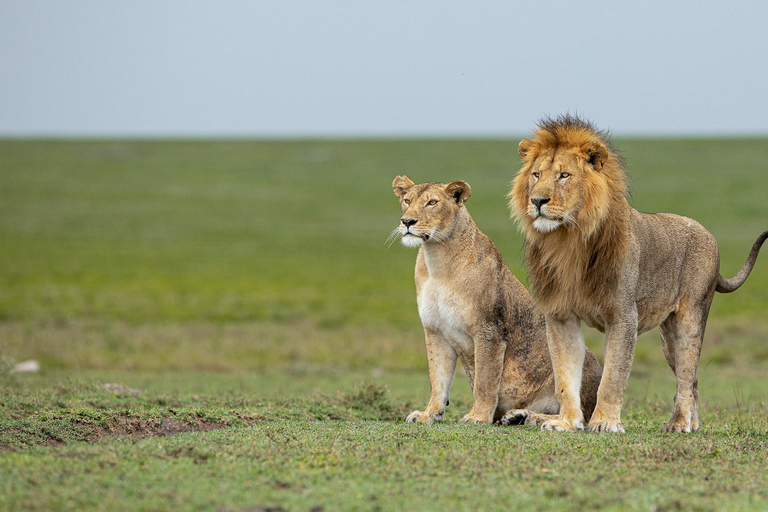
101, 383, 142, 395
12, 360, 40, 373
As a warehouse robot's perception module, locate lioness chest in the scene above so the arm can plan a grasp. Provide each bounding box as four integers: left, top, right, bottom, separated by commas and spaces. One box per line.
417, 278, 475, 355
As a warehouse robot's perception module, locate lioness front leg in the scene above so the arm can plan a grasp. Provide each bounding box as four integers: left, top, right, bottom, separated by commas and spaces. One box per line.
540, 314, 586, 431
588, 315, 638, 433
406, 328, 457, 424
460, 334, 506, 424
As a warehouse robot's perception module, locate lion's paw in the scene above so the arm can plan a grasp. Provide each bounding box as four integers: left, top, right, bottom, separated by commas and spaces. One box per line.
499, 409, 529, 426
588, 418, 625, 433
661, 419, 696, 433
540, 417, 584, 432
459, 409, 492, 424
405, 410, 443, 424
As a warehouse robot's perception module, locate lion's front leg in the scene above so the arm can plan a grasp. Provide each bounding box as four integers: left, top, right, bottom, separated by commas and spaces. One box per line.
406, 327, 457, 424
588, 314, 638, 433
459, 333, 506, 424
539, 314, 586, 431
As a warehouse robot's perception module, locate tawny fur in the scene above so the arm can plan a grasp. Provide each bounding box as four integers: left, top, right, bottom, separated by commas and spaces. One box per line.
393, 176, 602, 426
509, 114, 768, 433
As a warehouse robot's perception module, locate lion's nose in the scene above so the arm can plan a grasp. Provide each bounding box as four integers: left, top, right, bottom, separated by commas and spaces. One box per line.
531, 197, 551, 209
401, 218, 417, 228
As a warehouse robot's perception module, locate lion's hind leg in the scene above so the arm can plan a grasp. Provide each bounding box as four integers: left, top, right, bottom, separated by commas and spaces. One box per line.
499, 409, 559, 427
659, 301, 711, 433
499, 377, 563, 427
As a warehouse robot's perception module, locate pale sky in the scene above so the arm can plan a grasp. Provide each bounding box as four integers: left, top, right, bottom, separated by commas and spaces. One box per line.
1, 1, 767, 137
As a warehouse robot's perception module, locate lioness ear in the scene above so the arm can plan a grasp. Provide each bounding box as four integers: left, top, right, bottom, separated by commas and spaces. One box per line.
518, 139, 535, 161
392, 175, 415, 198
445, 180, 471, 204
582, 142, 608, 170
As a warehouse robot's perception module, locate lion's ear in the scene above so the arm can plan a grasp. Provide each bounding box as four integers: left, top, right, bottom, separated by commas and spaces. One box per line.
582, 142, 608, 170
445, 180, 471, 204
392, 175, 415, 198
518, 139, 536, 161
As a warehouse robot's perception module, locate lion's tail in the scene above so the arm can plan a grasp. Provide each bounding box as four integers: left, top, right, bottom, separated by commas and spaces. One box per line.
716, 230, 768, 293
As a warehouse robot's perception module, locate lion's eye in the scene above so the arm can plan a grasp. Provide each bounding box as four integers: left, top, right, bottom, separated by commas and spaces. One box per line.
560, 172, 571, 179
532, 172, 541, 179
427, 199, 438, 206
404, 199, 411, 205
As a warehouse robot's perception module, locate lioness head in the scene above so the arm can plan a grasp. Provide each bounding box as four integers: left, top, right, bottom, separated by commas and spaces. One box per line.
509, 115, 628, 238
392, 176, 471, 247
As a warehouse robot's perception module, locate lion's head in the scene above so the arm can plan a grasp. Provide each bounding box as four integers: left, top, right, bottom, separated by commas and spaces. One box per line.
508, 116, 632, 316
509, 115, 628, 240
392, 176, 471, 248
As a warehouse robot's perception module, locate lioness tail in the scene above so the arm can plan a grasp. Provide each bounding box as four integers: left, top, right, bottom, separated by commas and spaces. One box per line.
716, 230, 768, 293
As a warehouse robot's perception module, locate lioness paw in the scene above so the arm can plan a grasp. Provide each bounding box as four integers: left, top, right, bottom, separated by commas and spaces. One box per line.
502, 410, 559, 427
540, 417, 584, 432
405, 410, 442, 424
499, 409, 529, 426
459, 410, 492, 424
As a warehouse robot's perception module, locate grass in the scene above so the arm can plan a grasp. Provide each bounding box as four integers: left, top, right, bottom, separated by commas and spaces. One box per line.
1, 138, 768, 510
1, 369, 767, 510
4, 421, 768, 511
1, 139, 767, 371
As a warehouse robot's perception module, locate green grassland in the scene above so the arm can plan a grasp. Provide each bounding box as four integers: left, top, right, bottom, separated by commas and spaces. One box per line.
1, 138, 768, 510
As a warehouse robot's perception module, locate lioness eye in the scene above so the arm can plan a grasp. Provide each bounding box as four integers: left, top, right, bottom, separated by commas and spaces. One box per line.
560, 172, 571, 179
532, 172, 541, 178
404, 199, 411, 205
427, 199, 438, 206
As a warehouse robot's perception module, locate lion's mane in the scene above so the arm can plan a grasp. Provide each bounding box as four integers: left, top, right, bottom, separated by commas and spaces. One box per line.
509, 115, 632, 317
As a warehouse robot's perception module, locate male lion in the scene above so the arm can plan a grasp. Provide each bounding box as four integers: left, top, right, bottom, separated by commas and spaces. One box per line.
509, 115, 768, 433
392, 176, 602, 425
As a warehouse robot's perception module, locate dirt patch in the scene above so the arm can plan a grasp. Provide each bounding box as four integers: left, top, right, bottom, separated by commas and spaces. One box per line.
89, 416, 230, 439
0, 415, 237, 451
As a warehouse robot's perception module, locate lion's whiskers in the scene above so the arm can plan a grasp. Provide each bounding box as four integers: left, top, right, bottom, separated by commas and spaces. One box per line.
385, 227, 402, 247
564, 212, 580, 229
429, 230, 448, 245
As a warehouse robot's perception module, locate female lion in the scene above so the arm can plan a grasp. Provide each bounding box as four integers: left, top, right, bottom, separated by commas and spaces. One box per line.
392, 176, 602, 425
